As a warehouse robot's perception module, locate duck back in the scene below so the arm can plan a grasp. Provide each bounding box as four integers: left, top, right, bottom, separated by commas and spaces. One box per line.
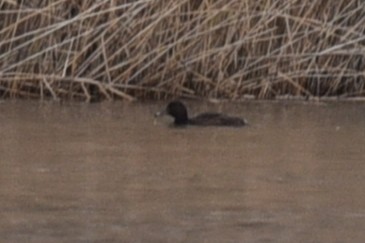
189, 113, 246, 127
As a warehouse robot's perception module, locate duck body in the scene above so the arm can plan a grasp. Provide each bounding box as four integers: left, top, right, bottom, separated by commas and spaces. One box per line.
189, 112, 246, 126
155, 101, 247, 127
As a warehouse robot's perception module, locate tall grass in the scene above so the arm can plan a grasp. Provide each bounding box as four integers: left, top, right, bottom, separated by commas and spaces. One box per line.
0, 0, 364, 101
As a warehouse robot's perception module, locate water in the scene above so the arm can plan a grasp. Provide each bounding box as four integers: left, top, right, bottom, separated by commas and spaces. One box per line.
0, 100, 364, 242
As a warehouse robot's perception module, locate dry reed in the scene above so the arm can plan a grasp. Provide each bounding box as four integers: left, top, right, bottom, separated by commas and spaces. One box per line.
0, 0, 365, 101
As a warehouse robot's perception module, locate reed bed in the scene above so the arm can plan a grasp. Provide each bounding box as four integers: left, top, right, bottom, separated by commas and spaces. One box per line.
0, 0, 365, 101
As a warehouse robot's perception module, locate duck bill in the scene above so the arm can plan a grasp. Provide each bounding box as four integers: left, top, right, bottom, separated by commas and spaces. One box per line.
154, 108, 167, 117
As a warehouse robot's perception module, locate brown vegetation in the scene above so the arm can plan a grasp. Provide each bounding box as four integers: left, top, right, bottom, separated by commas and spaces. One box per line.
0, 0, 365, 101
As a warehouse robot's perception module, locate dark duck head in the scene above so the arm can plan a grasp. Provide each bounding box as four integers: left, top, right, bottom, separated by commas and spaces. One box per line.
155, 100, 247, 127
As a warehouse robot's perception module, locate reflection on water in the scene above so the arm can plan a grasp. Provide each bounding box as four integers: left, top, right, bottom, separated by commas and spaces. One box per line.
0, 100, 364, 242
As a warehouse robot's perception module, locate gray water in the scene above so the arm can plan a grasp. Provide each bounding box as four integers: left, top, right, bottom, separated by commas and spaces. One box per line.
0, 100, 364, 243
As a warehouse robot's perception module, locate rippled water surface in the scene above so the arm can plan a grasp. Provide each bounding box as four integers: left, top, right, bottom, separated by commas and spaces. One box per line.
0, 100, 364, 242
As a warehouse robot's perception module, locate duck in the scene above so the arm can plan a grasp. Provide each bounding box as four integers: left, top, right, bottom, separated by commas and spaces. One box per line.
155, 100, 247, 127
